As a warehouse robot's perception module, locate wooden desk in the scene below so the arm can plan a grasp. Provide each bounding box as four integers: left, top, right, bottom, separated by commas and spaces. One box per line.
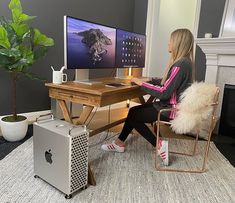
45, 77, 146, 186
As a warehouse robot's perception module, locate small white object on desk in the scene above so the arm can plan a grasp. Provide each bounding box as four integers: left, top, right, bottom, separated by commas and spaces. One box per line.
204, 33, 212, 38
51, 66, 67, 84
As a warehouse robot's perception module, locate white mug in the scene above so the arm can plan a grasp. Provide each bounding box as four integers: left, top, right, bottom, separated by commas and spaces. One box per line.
52, 71, 67, 84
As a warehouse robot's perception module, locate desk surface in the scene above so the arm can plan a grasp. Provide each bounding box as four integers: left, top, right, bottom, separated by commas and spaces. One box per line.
46, 77, 148, 107
46, 77, 143, 95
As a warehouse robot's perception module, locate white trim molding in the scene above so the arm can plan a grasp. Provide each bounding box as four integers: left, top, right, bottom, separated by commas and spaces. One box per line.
195, 37, 235, 54
195, 37, 235, 83
143, 0, 160, 77
0, 110, 51, 124
194, 0, 202, 37
195, 37, 235, 115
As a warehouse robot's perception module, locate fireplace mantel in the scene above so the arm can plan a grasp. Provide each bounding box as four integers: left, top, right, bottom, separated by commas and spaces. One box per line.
195, 37, 235, 84
195, 37, 235, 55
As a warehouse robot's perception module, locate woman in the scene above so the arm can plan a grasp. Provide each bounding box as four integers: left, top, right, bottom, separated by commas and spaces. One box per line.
101, 28, 194, 166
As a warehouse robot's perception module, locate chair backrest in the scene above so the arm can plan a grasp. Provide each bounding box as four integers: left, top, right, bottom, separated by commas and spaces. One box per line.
170, 82, 219, 136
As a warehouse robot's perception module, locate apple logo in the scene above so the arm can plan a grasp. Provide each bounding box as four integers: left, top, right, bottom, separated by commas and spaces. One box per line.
45, 149, 53, 164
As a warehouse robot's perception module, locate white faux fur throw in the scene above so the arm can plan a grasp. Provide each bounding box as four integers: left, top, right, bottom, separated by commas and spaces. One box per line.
170, 82, 217, 138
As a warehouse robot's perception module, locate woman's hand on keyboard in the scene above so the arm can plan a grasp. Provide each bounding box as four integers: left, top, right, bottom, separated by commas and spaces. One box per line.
130, 77, 143, 86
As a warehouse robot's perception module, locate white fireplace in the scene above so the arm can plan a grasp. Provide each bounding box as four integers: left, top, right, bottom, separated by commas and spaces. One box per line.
195, 37, 235, 117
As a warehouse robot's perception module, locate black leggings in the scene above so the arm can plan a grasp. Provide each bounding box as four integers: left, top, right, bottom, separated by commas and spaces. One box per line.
118, 103, 169, 146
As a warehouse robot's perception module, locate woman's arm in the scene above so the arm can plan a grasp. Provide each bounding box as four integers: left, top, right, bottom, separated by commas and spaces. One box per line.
130, 77, 144, 86
140, 66, 184, 100
131, 77, 162, 86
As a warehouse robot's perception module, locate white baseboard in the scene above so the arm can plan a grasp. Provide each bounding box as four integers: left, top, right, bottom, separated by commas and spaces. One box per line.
0, 110, 51, 136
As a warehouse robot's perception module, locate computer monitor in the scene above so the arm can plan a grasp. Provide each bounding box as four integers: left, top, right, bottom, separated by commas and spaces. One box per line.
116, 29, 146, 68
64, 16, 116, 69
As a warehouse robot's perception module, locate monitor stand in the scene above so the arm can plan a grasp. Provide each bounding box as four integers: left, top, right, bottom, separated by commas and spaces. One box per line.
73, 69, 102, 85
115, 67, 133, 80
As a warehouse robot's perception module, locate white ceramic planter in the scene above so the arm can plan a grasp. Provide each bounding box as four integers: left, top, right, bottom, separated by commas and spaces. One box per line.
0, 116, 28, 142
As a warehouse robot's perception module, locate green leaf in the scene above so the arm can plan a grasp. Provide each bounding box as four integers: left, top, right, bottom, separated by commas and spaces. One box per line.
0, 55, 13, 67
0, 18, 19, 47
0, 16, 8, 26
33, 46, 48, 60
9, 0, 22, 13
0, 48, 21, 58
33, 29, 54, 47
11, 8, 36, 23
20, 46, 34, 65
6, 60, 28, 71
11, 22, 29, 37
8, 64, 23, 71
0, 26, 11, 49
22, 30, 31, 40
19, 45, 30, 57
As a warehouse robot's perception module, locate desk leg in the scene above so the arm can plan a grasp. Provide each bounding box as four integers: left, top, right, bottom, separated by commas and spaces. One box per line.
138, 96, 146, 104
76, 105, 94, 125
58, 100, 73, 123
88, 163, 96, 185
58, 100, 96, 186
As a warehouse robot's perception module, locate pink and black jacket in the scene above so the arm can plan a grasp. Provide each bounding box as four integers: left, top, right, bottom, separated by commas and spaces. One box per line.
141, 58, 192, 120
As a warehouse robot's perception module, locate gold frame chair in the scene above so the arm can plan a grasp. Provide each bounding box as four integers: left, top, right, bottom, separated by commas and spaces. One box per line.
155, 87, 220, 173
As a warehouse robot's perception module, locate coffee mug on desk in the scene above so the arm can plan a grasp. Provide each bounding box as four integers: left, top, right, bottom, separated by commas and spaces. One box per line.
52, 71, 67, 84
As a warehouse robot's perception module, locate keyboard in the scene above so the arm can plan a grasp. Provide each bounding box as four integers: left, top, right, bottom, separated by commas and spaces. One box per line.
105, 82, 126, 87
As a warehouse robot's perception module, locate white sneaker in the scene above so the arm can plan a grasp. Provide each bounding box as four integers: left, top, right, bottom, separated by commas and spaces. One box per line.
158, 140, 169, 166
101, 141, 125, 153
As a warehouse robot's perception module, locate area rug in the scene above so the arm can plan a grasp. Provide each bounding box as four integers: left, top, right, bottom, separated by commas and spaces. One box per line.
0, 133, 234, 203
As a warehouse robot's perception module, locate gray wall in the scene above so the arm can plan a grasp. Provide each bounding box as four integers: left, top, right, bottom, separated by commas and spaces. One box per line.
0, 0, 144, 115
90, 0, 148, 79
195, 0, 226, 81
133, 0, 148, 34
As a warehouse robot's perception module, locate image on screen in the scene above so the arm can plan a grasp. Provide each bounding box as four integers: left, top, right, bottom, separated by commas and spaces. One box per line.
116, 29, 146, 68
65, 16, 116, 69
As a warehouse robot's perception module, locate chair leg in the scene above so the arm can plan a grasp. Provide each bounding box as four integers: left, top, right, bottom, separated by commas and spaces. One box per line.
155, 120, 161, 170
201, 130, 213, 172
155, 131, 211, 173
155, 88, 219, 173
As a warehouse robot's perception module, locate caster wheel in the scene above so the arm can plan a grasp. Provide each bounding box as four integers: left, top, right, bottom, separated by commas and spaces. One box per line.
82, 185, 88, 190
65, 194, 72, 199
34, 175, 39, 178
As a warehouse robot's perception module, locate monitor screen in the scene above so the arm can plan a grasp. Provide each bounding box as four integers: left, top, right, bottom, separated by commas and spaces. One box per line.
64, 16, 116, 69
116, 29, 146, 68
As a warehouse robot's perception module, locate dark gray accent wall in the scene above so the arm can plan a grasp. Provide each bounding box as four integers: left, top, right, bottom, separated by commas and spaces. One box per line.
0, 0, 138, 115
89, 0, 136, 79
89, 0, 148, 79
197, 0, 226, 38
195, 0, 226, 81
133, 0, 148, 34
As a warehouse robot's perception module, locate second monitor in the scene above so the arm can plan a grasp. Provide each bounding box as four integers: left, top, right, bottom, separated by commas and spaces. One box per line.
116, 29, 146, 68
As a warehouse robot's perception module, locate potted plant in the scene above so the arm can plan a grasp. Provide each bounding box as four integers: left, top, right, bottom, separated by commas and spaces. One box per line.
0, 0, 54, 141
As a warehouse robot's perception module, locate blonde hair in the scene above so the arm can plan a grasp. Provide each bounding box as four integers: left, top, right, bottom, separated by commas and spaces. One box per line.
161, 29, 194, 85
